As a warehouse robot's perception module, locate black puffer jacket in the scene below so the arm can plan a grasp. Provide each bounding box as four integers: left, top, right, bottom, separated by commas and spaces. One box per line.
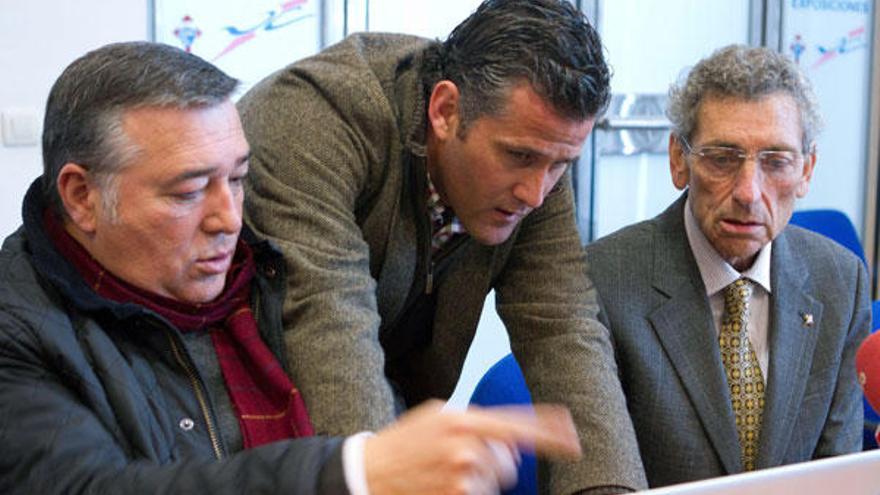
0, 179, 348, 494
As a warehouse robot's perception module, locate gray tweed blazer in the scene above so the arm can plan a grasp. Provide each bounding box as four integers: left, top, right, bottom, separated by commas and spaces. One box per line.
585, 194, 869, 488
238, 33, 647, 493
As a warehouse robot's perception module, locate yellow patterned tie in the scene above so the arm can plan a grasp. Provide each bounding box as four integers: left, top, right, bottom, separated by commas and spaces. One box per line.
719, 278, 765, 471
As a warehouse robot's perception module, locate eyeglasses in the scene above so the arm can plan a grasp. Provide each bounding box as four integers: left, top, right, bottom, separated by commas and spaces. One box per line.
678, 136, 806, 182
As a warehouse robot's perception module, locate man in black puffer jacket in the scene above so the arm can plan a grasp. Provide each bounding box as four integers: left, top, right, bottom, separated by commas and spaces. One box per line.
0, 41, 580, 495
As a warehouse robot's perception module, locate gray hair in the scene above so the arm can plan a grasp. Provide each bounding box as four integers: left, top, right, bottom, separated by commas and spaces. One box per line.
666, 44, 822, 151
432, 0, 610, 133
42, 41, 239, 217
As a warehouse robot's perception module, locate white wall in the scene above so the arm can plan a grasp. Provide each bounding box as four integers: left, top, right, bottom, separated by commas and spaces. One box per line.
0, 0, 148, 238
446, 291, 511, 409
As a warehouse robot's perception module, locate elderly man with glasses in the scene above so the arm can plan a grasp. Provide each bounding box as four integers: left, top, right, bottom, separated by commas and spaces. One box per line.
584, 45, 870, 488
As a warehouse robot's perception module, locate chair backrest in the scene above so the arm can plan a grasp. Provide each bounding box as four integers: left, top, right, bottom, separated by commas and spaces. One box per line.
873, 300, 880, 337
789, 209, 875, 449
789, 209, 865, 264
469, 353, 536, 494
470, 353, 533, 406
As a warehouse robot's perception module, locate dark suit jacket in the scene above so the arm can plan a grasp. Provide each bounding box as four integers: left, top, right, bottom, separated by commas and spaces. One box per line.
584, 194, 870, 488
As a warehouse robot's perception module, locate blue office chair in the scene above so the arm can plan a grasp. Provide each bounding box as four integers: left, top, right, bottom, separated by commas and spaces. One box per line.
789, 209, 876, 449
469, 353, 536, 494
789, 209, 866, 264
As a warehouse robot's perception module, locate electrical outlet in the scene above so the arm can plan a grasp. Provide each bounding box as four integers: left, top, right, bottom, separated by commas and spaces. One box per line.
1, 109, 40, 147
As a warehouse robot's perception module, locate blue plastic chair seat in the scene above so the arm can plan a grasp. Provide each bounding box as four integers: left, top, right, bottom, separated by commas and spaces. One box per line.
469, 354, 537, 494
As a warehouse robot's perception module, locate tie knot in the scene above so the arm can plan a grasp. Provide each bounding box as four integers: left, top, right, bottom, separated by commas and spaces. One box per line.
725, 278, 752, 305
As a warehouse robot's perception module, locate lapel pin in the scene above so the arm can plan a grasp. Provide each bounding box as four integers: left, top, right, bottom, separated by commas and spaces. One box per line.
802, 312, 814, 328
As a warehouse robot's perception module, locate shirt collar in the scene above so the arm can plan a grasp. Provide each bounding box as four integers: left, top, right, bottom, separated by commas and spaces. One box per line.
683, 195, 772, 297
426, 172, 466, 252
426, 172, 449, 224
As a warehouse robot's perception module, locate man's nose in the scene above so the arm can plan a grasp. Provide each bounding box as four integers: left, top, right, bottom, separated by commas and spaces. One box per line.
731, 159, 763, 206
204, 182, 242, 234
512, 168, 549, 209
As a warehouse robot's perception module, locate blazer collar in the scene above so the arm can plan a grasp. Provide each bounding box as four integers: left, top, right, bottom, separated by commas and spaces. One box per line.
757, 229, 822, 467
648, 193, 744, 474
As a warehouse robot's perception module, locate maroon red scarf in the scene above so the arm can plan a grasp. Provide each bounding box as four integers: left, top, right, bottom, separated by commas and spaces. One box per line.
45, 211, 313, 447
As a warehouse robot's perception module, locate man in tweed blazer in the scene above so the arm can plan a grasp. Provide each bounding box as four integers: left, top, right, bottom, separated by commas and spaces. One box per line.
239, 0, 646, 492
585, 45, 870, 488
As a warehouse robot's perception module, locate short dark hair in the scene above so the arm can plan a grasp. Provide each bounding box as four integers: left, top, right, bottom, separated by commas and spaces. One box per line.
42, 41, 239, 215
437, 0, 610, 130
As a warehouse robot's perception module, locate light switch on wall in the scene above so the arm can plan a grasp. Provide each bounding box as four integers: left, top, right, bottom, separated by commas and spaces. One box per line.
1, 109, 41, 147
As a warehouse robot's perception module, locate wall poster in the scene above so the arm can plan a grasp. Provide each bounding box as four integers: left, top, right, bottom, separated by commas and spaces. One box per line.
153, 0, 321, 96
782, 0, 873, 232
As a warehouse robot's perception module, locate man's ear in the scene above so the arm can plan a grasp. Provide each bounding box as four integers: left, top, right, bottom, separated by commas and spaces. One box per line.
427, 80, 461, 141
669, 134, 691, 191
795, 146, 817, 198
57, 163, 99, 234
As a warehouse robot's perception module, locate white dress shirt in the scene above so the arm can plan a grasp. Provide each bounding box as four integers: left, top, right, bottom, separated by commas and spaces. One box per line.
683, 197, 771, 382
343, 432, 374, 495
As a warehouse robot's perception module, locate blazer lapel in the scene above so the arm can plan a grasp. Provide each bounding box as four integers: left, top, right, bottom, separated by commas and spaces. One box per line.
646, 198, 743, 474
757, 231, 823, 467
